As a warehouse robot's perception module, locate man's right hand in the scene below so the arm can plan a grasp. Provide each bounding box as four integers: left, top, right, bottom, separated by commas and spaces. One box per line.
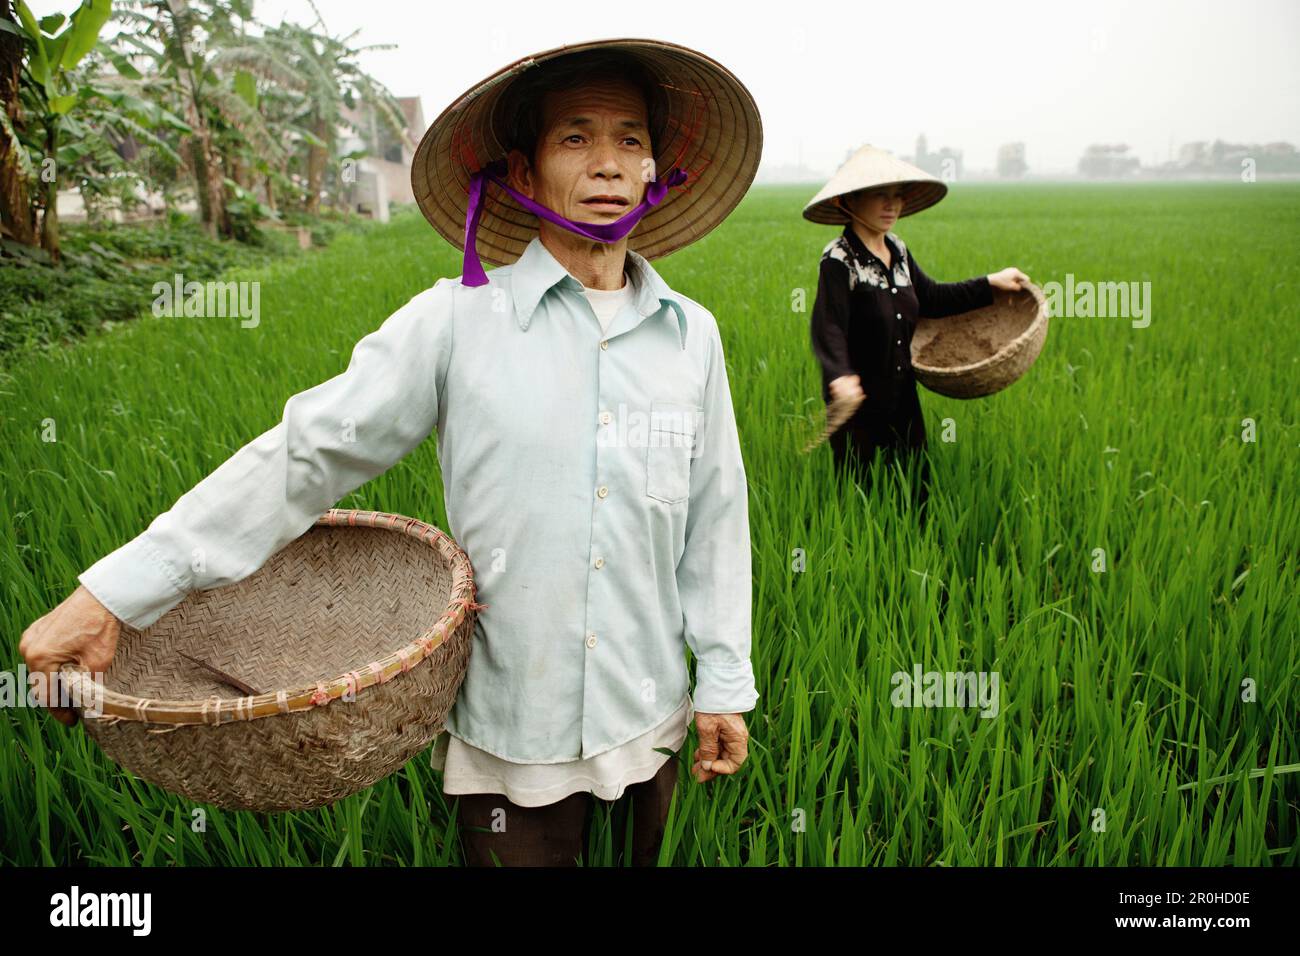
829, 374, 865, 405
19, 585, 121, 727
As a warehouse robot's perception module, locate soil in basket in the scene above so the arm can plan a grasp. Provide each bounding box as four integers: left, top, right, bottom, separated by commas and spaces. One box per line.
915, 330, 996, 368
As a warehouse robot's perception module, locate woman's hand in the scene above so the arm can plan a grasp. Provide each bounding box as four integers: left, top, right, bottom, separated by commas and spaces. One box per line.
987, 267, 1031, 291
829, 374, 865, 404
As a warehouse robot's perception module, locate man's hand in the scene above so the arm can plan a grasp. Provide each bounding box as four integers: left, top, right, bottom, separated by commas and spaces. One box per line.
829, 374, 865, 404
987, 267, 1031, 291
19, 585, 121, 727
691, 711, 749, 783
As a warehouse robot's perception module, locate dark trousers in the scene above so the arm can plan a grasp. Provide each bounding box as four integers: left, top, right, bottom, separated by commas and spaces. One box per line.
454, 754, 679, 867
830, 417, 932, 519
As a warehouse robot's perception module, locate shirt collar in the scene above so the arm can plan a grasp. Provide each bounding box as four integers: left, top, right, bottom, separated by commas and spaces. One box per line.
509, 236, 689, 349
842, 223, 900, 267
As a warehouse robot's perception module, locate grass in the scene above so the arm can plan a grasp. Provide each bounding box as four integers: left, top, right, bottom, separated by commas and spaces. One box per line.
1, 184, 1296, 865
0, 210, 378, 361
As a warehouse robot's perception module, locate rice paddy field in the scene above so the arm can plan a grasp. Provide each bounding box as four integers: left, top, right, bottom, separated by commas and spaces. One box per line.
1, 182, 1297, 866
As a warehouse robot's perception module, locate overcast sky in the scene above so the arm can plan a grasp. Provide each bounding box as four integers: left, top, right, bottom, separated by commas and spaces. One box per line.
32, 0, 1300, 176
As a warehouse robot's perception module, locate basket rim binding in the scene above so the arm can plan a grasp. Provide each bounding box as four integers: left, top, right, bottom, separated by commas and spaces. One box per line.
911, 280, 1049, 379
63, 508, 481, 728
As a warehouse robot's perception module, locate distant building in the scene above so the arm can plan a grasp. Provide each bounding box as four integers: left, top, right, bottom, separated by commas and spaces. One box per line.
1078, 144, 1140, 178
1177, 141, 1209, 168
1170, 139, 1300, 175
906, 134, 963, 182
997, 143, 1028, 178
338, 96, 424, 221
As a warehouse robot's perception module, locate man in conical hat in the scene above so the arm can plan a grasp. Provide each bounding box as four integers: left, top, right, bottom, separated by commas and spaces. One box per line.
22, 39, 763, 867
803, 144, 1029, 510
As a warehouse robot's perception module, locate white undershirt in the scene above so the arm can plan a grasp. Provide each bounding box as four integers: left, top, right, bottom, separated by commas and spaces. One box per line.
580, 273, 635, 333
431, 694, 694, 807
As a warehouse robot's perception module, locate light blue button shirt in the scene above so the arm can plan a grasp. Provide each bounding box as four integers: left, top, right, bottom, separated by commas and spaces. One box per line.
78, 235, 758, 763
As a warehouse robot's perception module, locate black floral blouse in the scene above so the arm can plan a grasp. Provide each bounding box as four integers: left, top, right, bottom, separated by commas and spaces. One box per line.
809, 224, 994, 452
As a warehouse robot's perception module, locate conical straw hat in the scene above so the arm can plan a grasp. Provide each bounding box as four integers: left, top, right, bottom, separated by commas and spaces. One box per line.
802, 144, 947, 224
411, 38, 763, 268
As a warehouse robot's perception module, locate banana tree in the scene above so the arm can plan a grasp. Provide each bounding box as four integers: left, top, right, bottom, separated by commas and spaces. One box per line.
3, 0, 112, 260
1, 1, 36, 244
203, 30, 292, 210
206, 26, 315, 213
111, 0, 253, 238
258, 12, 410, 215
66, 51, 193, 222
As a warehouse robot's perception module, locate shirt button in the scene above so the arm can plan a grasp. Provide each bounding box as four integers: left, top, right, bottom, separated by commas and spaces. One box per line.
585, 632, 598, 648
896, 313, 902, 319
896, 339, 902, 345
594, 556, 605, 569
599, 340, 609, 350
596, 485, 608, 499
599, 410, 612, 425
896, 365, 902, 371
891, 288, 897, 294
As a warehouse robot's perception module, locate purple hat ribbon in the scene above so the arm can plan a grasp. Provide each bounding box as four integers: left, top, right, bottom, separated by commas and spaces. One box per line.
461, 158, 689, 287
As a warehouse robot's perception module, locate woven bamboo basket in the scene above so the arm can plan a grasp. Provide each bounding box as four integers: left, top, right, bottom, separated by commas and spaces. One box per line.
65, 509, 481, 812
910, 281, 1049, 399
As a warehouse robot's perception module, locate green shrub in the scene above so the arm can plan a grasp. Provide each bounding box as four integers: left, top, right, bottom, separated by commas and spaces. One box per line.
0, 212, 370, 364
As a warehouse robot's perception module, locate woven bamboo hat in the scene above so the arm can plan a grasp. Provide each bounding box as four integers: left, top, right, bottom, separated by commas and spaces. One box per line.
411, 37, 762, 268
802, 144, 948, 224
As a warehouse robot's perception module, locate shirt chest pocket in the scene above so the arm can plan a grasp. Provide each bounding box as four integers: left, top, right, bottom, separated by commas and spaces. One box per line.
646, 399, 701, 505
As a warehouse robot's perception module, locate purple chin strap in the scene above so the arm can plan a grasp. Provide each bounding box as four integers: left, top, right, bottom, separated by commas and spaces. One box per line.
461, 158, 689, 287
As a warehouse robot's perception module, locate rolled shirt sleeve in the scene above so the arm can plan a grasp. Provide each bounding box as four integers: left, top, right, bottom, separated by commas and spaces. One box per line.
78, 278, 456, 629
675, 318, 758, 715
907, 248, 994, 318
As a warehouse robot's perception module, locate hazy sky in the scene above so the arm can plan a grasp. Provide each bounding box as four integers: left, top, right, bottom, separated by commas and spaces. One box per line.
33, 0, 1300, 176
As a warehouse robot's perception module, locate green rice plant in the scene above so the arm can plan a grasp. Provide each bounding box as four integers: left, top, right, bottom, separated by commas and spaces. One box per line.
1, 182, 1295, 866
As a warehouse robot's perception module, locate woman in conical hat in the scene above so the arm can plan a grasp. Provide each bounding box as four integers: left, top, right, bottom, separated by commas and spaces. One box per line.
803, 144, 1029, 511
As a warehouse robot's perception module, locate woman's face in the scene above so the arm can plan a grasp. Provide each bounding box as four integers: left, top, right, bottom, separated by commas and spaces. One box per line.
843, 186, 907, 231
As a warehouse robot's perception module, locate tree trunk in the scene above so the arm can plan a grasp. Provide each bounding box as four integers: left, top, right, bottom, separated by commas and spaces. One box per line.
264, 170, 276, 213
186, 133, 214, 237
185, 116, 230, 239
39, 120, 58, 262
0, 0, 36, 245
167, 0, 231, 238
305, 115, 327, 215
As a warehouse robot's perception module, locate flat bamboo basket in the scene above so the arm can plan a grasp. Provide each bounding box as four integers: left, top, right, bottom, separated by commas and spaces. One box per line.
910, 281, 1049, 399
65, 509, 481, 812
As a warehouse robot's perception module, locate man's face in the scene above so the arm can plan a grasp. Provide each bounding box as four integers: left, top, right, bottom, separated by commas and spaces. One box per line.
507, 79, 655, 225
